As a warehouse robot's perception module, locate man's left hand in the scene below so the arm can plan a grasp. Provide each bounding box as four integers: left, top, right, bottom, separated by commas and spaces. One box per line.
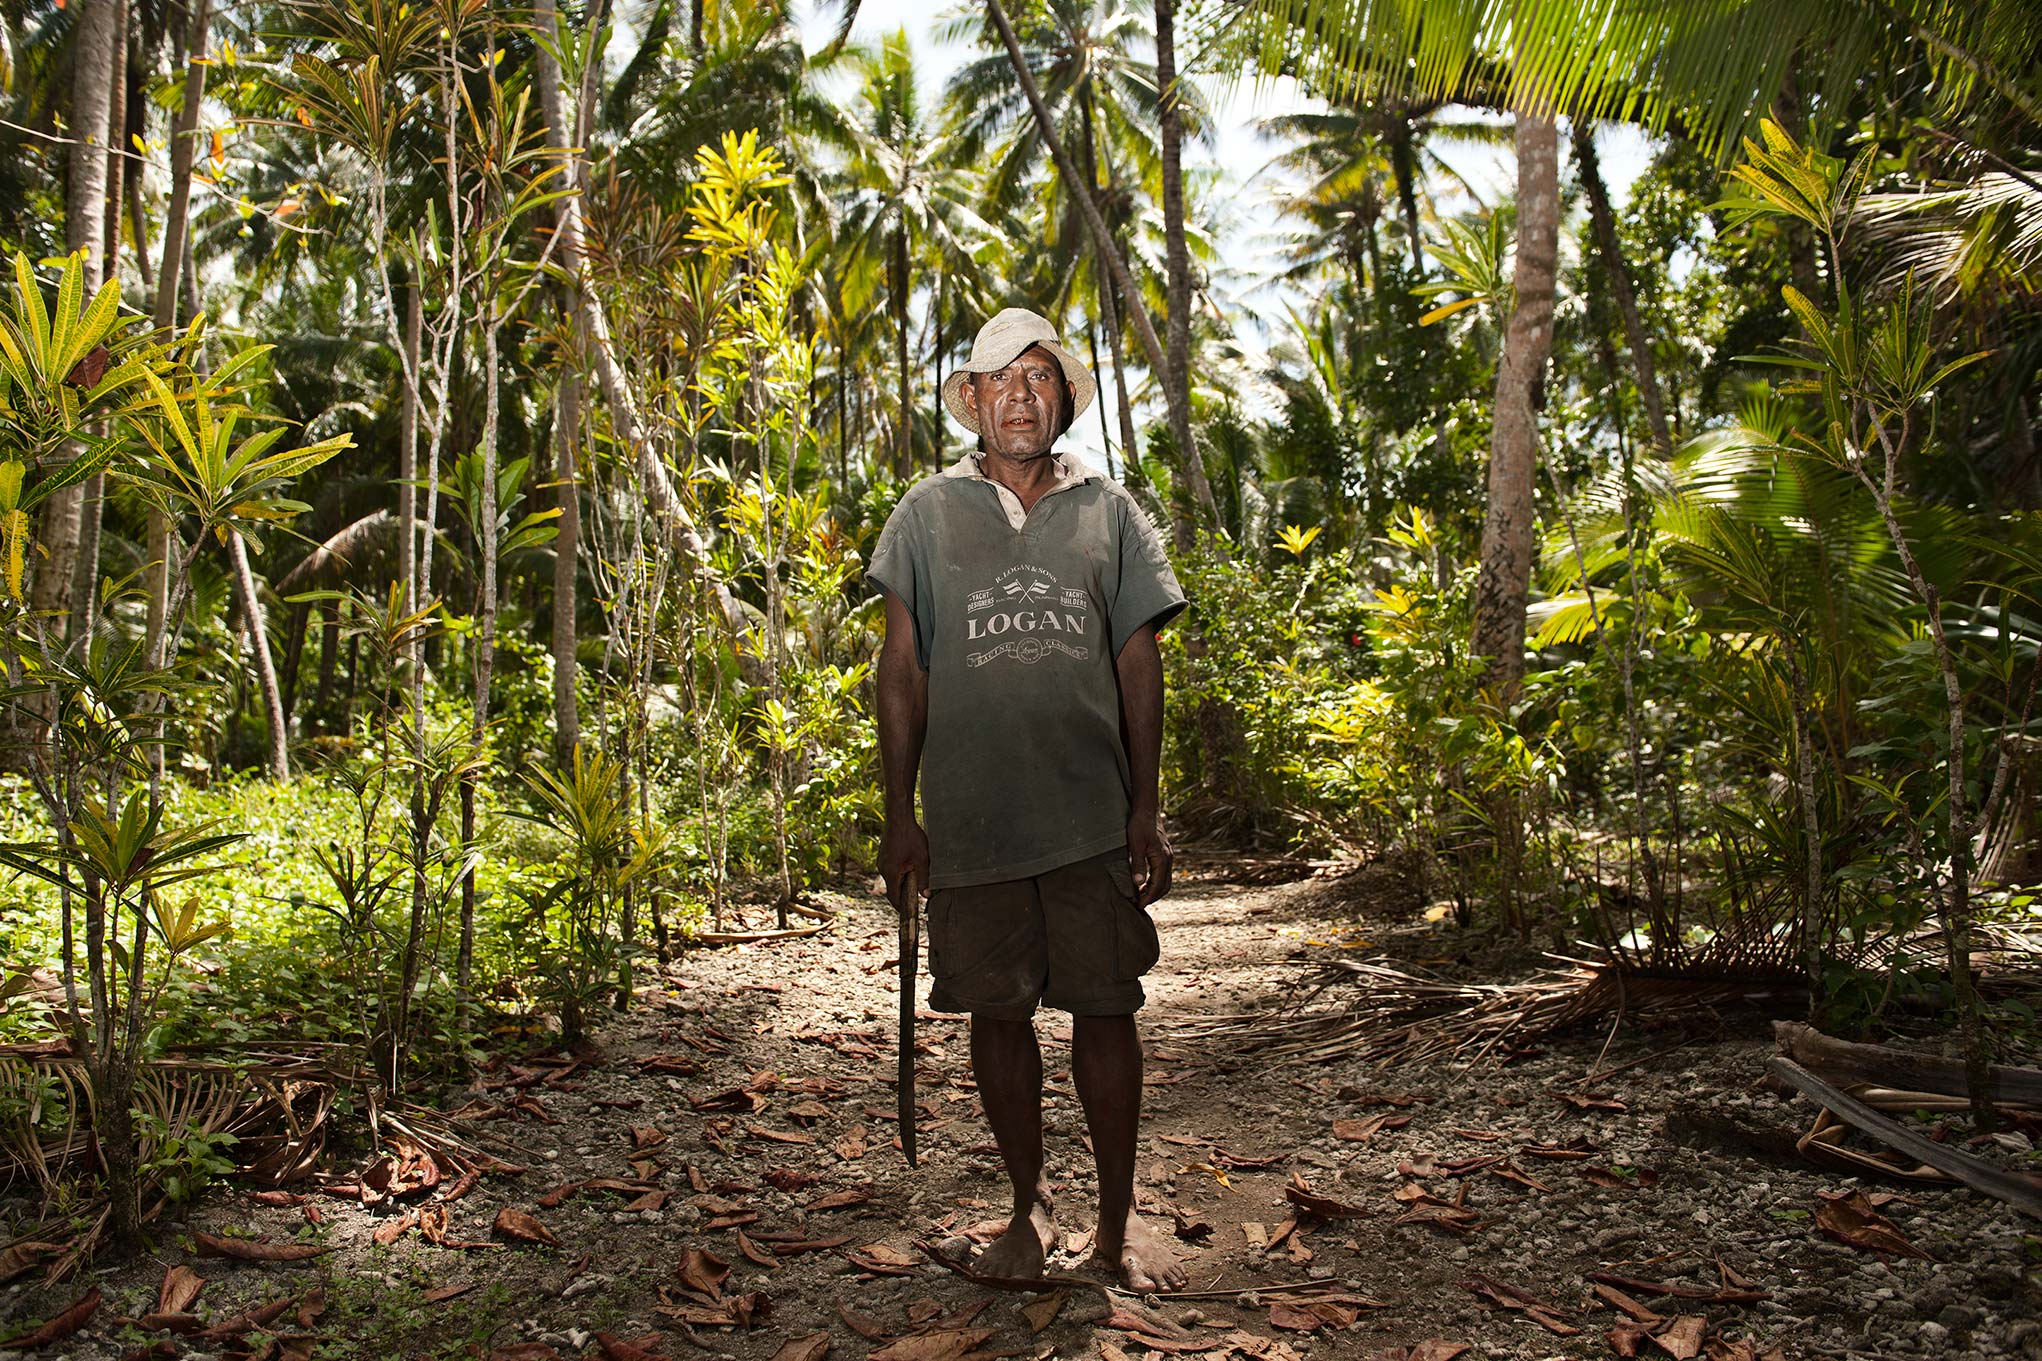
1127, 812, 1173, 907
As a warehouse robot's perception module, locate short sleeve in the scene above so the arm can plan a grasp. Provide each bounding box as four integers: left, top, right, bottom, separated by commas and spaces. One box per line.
866, 496, 933, 670
1107, 494, 1188, 657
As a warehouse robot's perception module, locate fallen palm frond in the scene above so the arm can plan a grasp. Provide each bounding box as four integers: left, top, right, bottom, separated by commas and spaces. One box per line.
1165, 955, 1803, 1066
0, 1047, 335, 1279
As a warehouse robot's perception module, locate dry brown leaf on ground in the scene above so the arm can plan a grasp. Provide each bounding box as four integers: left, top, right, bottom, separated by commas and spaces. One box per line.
657, 1291, 771, 1328
1464, 1274, 1579, 1336
295, 1286, 327, 1329
491, 1207, 560, 1246
1362, 1343, 1470, 1361
1814, 1190, 1929, 1259
1332, 1114, 1409, 1142
767, 1332, 831, 1361
1, 1286, 100, 1348
748, 1125, 814, 1145
372, 1210, 419, 1245
1608, 1319, 1653, 1357
246, 1190, 306, 1207
764, 1166, 819, 1192
158, 1264, 206, 1315
834, 1302, 889, 1339
620, 1190, 669, 1212
1170, 1204, 1213, 1239
0, 1240, 63, 1285
1269, 1300, 1369, 1332
1590, 1283, 1663, 1324
630, 1126, 669, 1151
678, 1247, 732, 1299
422, 1283, 473, 1303
194, 1296, 296, 1343
1020, 1291, 1066, 1332
752, 1234, 851, 1254
1392, 1197, 1484, 1234
806, 1188, 870, 1212
537, 1182, 583, 1207
867, 1329, 995, 1361
735, 1230, 778, 1268
1649, 1315, 1708, 1359
1283, 1174, 1371, 1219
595, 1330, 671, 1359
192, 1232, 327, 1262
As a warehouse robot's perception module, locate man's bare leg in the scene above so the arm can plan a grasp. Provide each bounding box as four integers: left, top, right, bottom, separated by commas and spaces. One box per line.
969, 1015, 1057, 1278
1073, 1014, 1187, 1292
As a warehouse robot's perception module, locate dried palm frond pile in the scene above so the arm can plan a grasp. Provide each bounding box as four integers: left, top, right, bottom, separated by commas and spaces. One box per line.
1166, 955, 1805, 1066
0, 1047, 338, 1278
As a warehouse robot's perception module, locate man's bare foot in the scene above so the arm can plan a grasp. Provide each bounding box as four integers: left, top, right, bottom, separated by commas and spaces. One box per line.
973, 1195, 1057, 1280
1090, 1211, 1188, 1293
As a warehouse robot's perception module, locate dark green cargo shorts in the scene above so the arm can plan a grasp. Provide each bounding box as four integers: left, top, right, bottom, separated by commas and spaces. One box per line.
925, 847, 1161, 1020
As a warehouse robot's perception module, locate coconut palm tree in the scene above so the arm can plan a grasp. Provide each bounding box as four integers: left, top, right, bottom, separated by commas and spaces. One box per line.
834, 29, 994, 476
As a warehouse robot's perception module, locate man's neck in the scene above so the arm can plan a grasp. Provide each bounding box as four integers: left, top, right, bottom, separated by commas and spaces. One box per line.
977, 446, 1062, 503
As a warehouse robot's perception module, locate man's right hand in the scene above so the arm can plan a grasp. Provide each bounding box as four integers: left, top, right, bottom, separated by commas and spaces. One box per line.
880, 819, 931, 905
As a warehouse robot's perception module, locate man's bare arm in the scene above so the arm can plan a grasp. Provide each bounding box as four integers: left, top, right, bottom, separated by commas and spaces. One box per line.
876, 591, 931, 897
1115, 624, 1171, 905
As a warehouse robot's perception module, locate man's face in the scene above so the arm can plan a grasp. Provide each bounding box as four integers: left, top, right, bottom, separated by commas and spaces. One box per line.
963, 345, 1073, 461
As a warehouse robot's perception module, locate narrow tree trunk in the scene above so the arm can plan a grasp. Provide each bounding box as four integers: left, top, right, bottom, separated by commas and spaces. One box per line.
1086, 315, 1114, 474
986, 0, 1216, 533
1149, 0, 1221, 534
228, 531, 290, 780
1786, 646, 1825, 1010
460, 314, 503, 1018
70, 6, 126, 634
1470, 111, 1558, 698
534, 0, 739, 632
1099, 269, 1143, 491
399, 278, 420, 610
893, 224, 912, 477
1391, 108, 1425, 272
553, 368, 582, 766
39, 0, 120, 632
101, 0, 127, 273
1573, 122, 1673, 457
145, 0, 212, 804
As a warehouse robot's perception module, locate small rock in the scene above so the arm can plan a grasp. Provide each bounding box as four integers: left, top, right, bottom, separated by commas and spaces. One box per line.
1938, 1304, 1982, 1331
561, 1273, 612, 1301
1918, 1322, 1950, 1349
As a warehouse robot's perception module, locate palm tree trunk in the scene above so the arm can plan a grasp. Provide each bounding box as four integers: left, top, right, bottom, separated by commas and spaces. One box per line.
1149, 0, 1221, 535
1390, 109, 1425, 272
535, 0, 739, 629
1573, 122, 1673, 457
70, 2, 127, 635
986, 0, 1215, 533
228, 530, 290, 780
553, 367, 581, 765
1470, 111, 1558, 699
146, 0, 213, 799
460, 311, 503, 1016
1086, 315, 1114, 474
38, 0, 120, 633
893, 225, 912, 477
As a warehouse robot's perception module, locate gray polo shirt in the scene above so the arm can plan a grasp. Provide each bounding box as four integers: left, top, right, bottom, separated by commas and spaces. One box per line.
867, 453, 1188, 889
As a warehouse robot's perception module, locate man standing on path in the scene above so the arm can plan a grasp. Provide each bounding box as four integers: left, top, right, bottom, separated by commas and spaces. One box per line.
868, 308, 1190, 1293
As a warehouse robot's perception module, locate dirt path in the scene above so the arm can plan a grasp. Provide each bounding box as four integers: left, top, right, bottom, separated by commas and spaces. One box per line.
7, 865, 2039, 1360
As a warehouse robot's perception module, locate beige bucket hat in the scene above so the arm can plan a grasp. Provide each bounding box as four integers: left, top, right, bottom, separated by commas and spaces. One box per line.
941, 307, 1097, 435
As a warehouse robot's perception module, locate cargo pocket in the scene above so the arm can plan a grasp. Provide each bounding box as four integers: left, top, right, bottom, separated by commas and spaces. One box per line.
1104, 858, 1161, 980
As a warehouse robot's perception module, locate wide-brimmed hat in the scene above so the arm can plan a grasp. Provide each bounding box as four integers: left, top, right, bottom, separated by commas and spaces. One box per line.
941, 308, 1097, 435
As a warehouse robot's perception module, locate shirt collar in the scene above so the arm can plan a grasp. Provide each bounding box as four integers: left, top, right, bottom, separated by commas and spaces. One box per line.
943, 449, 1097, 486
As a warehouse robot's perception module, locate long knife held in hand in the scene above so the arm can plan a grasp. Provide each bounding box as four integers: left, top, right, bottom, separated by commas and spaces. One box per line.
896, 868, 921, 1168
